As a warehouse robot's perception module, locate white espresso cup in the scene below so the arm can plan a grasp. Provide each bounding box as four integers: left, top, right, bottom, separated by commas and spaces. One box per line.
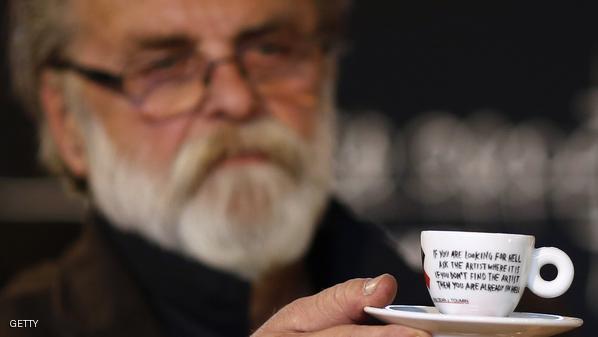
420, 231, 574, 317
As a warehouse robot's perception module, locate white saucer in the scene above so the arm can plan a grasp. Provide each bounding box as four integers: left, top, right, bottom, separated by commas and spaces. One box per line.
364, 305, 583, 337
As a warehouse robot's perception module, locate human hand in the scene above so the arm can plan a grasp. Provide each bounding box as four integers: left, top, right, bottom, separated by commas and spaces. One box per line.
252, 274, 432, 337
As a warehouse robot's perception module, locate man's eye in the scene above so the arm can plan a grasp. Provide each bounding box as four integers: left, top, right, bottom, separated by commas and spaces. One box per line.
148, 56, 183, 70
135, 53, 191, 75
131, 53, 196, 86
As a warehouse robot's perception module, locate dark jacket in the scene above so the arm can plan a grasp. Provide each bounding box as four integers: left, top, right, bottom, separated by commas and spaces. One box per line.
0, 200, 430, 337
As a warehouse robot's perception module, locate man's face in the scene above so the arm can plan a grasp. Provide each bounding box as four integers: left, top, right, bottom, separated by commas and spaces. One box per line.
65, 0, 327, 175
51, 0, 335, 279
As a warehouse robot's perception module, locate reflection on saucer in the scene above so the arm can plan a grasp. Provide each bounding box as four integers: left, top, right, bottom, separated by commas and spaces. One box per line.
364, 305, 583, 337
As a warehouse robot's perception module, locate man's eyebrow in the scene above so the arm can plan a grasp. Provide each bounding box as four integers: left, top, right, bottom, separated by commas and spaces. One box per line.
129, 34, 195, 50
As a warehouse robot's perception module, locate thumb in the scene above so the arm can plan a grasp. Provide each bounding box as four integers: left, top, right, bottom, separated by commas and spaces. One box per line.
257, 274, 397, 333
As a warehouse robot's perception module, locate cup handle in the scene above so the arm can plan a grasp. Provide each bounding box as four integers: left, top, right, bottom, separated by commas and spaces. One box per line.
527, 247, 574, 298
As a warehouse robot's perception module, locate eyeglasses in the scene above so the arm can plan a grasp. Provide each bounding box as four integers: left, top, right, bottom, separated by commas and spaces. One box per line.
51, 35, 327, 120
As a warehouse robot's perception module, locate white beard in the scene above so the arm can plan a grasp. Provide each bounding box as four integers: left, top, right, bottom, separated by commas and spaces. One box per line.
85, 111, 334, 280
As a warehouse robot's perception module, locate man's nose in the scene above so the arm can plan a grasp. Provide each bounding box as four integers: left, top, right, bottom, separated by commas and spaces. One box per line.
200, 62, 259, 121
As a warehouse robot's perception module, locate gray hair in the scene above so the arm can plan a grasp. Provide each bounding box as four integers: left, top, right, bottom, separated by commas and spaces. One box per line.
7, 0, 349, 182
9, 0, 75, 178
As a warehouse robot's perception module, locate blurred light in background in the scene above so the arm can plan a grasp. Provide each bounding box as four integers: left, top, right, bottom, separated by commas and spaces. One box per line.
334, 87, 598, 250
335, 111, 396, 216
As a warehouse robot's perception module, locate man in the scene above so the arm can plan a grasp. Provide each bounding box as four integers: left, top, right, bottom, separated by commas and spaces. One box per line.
1, 0, 431, 336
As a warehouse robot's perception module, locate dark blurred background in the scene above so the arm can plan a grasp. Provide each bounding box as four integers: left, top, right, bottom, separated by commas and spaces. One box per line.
1, 1, 596, 336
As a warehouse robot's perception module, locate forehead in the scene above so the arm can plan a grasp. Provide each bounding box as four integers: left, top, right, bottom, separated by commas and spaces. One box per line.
70, 0, 318, 53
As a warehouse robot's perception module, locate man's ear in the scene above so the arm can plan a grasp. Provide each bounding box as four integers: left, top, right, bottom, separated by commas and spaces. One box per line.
39, 70, 89, 178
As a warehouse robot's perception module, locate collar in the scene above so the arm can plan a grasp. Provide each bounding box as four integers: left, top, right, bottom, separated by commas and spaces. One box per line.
49, 220, 164, 337
93, 213, 251, 337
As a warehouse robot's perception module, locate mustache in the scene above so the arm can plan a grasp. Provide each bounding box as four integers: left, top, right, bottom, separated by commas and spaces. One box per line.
168, 118, 307, 201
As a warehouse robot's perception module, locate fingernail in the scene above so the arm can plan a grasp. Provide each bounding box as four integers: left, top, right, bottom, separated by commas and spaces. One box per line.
363, 274, 385, 296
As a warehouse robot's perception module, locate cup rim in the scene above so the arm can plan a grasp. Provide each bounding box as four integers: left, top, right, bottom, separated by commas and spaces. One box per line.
421, 230, 534, 240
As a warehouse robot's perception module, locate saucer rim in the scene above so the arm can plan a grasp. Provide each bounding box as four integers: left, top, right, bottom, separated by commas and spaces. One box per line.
364, 305, 583, 327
